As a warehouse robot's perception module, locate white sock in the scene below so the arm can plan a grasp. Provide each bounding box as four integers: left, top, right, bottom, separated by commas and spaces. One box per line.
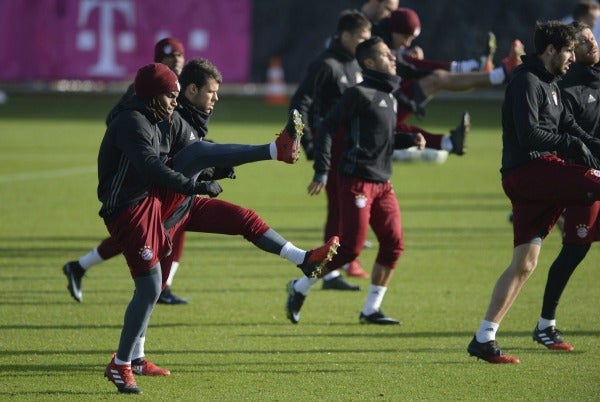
280, 242, 306, 265
269, 142, 277, 159
166, 261, 179, 287
441, 135, 453, 151
475, 320, 499, 343
323, 270, 341, 281
361, 284, 387, 315
489, 67, 506, 85
538, 318, 556, 330
131, 337, 145, 361
114, 356, 130, 365
293, 276, 318, 295
450, 59, 479, 73
78, 247, 104, 270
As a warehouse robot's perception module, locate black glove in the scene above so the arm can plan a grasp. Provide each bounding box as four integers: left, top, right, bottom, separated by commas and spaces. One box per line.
196, 167, 215, 181
212, 167, 236, 180
194, 180, 223, 198
565, 138, 600, 169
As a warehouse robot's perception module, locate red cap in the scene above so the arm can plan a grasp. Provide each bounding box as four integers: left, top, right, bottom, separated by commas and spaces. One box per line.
390, 8, 421, 36
154, 37, 185, 62
134, 63, 180, 99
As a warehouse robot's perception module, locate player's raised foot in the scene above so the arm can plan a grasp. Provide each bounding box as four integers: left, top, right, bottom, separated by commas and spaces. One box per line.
285, 280, 306, 324
480, 31, 497, 72
501, 39, 525, 79
62, 261, 84, 303
467, 336, 520, 364
322, 275, 360, 291
104, 355, 142, 394
532, 325, 574, 351
359, 310, 402, 325
132, 358, 171, 376
297, 236, 340, 278
275, 109, 304, 163
450, 111, 470, 155
344, 259, 369, 278
157, 286, 189, 305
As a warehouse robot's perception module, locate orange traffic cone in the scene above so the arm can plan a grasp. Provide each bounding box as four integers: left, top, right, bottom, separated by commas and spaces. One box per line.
265, 57, 288, 105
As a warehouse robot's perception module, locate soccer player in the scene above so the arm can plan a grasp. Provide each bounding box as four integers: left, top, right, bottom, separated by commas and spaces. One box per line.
532, 21, 600, 351
467, 21, 600, 364
286, 36, 425, 325
63, 37, 192, 304
100, 63, 339, 394
290, 10, 372, 289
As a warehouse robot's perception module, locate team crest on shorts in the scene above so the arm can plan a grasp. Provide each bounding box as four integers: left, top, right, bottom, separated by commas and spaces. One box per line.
139, 245, 154, 261
576, 224, 589, 239
355, 194, 368, 208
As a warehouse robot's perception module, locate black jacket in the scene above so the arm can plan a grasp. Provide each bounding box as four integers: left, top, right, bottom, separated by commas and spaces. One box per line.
314, 69, 401, 183
559, 62, 600, 138
290, 37, 362, 157
97, 96, 199, 220
500, 55, 600, 177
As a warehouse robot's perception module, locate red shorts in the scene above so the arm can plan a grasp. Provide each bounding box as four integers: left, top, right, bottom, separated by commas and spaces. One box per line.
105, 186, 186, 278
562, 201, 600, 244
328, 176, 404, 270
502, 154, 600, 247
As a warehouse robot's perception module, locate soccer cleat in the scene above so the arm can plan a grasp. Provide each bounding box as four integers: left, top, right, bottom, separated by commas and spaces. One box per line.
344, 259, 369, 278
297, 236, 340, 278
157, 286, 189, 305
131, 358, 171, 376
501, 39, 525, 79
532, 325, 574, 351
450, 111, 470, 156
62, 261, 84, 303
480, 31, 497, 72
275, 109, 304, 164
285, 280, 306, 324
467, 336, 520, 364
104, 355, 142, 394
322, 275, 360, 291
359, 310, 402, 325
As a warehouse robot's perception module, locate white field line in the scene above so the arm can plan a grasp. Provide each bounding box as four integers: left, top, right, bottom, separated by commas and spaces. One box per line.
0, 165, 96, 183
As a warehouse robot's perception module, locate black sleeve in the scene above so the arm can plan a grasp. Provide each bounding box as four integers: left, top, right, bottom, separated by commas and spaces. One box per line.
117, 115, 197, 195
313, 87, 360, 180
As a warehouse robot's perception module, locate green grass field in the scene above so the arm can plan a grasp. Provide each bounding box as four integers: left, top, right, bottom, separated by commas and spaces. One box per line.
0, 92, 598, 401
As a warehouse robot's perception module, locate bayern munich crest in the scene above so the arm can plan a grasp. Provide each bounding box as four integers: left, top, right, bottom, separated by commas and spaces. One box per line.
576, 224, 589, 239
139, 245, 154, 261
355, 194, 368, 209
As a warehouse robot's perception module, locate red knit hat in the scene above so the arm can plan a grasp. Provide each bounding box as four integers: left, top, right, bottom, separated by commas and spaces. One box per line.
134, 63, 180, 99
154, 37, 185, 62
390, 8, 421, 37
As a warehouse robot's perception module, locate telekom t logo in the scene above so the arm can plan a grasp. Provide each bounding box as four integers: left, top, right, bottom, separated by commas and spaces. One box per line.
76, 0, 136, 77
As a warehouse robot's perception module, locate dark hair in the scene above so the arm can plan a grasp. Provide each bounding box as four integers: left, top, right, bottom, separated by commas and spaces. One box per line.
179, 58, 222, 92
337, 9, 372, 35
355, 36, 385, 68
533, 20, 577, 54
570, 19, 590, 33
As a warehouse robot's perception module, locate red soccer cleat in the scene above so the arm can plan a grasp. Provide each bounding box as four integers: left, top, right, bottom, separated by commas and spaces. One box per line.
298, 236, 340, 278
104, 355, 142, 394
532, 325, 574, 351
275, 109, 303, 163
132, 358, 171, 376
467, 336, 521, 364
344, 259, 369, 278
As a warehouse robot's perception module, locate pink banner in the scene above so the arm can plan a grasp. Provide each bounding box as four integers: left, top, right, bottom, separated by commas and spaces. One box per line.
0, 0, 251, 82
